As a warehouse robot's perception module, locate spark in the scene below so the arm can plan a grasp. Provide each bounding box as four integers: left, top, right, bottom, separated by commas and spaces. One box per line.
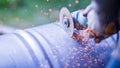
68, 3, 72, 7
75, 0, 79, 4
49, 8, 52, 12
35, 4, 38, 8
46, 0, 49, 2
77, 63, 80, 67
70, 28, 115, 68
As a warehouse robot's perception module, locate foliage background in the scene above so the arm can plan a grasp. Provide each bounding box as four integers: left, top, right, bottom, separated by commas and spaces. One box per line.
0, 0, 90, 29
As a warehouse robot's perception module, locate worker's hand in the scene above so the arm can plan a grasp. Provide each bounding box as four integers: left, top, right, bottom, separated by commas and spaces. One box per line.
82, 4, 93, 17
81, 2, 103, 43
82, 1, 119, 43
86, 9, 104, 43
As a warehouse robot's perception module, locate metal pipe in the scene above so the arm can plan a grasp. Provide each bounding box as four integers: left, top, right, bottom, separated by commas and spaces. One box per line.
0, 22, 117, 68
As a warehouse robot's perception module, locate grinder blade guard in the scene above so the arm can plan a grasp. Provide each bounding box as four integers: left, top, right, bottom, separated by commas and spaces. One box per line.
59, 7, 88, 37
59, 7, 74, 37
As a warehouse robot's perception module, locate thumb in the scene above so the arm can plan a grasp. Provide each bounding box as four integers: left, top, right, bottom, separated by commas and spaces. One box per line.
82, 4, 93, 17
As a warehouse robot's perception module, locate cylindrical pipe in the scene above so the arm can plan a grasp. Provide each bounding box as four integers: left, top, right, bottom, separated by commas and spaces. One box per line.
0, 22, 117, 68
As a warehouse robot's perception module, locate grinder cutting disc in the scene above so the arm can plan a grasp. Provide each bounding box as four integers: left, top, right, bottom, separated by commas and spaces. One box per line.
59, 7, 74, 37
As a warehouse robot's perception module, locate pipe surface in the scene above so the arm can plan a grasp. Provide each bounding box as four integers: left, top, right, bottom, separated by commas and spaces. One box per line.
0, 22, 117, 68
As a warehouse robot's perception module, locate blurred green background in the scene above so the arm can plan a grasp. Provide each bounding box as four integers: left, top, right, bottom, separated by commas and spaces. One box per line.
0, 0, 90, 29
